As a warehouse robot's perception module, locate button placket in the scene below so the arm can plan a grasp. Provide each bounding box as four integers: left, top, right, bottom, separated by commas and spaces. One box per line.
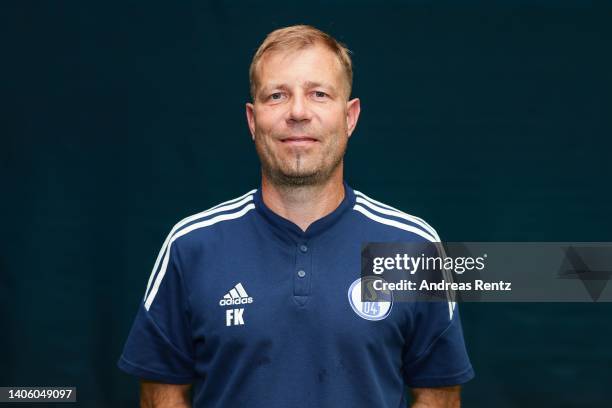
293, 241, 311, 300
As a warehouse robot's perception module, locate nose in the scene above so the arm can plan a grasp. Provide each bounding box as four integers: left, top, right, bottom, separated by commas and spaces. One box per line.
287, 93, 312, 123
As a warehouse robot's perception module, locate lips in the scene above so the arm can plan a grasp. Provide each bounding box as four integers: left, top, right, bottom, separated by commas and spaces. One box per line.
280, 136, 318, 143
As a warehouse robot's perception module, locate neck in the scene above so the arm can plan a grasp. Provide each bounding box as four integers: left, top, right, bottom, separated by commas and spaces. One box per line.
260, 167, 345, 232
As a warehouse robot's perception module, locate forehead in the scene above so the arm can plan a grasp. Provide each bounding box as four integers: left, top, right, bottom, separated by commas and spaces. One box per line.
256, 44, 344, 88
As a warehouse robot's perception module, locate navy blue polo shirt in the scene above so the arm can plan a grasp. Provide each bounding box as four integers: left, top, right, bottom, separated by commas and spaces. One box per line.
118, 183, 474, 407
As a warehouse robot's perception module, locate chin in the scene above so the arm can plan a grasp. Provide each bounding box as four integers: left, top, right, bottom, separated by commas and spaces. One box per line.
284, 164, 321, 177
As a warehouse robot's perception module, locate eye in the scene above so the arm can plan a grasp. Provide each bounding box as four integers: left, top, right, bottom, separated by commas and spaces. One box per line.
269, 92, 283, 101
314, 91, 328, 99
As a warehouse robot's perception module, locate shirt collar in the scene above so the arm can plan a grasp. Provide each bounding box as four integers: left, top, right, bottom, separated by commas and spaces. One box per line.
253, 181, 356, 244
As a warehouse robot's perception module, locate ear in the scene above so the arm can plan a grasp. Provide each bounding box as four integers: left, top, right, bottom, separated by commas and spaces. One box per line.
245, 102, 256, 141
346, 98, 361, 138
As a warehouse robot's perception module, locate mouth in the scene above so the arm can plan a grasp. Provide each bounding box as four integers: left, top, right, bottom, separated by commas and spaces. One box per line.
279, 136, 319, 146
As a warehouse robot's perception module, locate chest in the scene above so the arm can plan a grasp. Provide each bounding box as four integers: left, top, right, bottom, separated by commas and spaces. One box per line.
185, 238, 411, 353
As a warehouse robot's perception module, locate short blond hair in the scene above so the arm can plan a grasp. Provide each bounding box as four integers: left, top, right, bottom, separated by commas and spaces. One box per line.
249, 25, 353, 100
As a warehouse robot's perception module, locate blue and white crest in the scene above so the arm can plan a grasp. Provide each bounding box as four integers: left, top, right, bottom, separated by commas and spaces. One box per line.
348, 276, 393, 321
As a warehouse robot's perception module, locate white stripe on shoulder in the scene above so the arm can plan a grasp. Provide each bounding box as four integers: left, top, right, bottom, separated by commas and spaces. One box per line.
448, 300, 456, 320
353, 204, 437, 242
353, 190, 440, 240
145, 203, 256, 311
355, 196, 439, 241
144, 190, 256, 302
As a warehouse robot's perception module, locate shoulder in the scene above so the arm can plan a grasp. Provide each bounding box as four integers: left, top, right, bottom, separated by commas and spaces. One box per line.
351, 189, 457, 318
142, 190, 257, 310
350, 189, 441, 243
166, 189, 257, 249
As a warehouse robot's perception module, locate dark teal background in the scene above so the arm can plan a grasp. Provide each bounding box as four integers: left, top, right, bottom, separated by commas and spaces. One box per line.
2, 1, 611, 407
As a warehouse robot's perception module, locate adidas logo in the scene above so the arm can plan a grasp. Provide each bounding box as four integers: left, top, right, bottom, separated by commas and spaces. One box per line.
219, 283, 254, 307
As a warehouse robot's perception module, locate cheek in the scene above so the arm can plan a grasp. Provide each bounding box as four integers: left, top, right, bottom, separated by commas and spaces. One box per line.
320, 106, 346, 127
255, 111, 282, 134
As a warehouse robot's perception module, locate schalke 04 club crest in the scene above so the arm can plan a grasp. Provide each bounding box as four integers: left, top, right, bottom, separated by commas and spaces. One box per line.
348, 276, 393, 321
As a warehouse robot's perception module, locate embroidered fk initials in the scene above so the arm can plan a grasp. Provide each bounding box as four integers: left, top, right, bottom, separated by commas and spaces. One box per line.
226, 308, 244, 326
220, 283, 253, 326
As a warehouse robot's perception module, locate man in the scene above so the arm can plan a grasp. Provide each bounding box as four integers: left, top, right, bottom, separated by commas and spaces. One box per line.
118, 25, 474, 407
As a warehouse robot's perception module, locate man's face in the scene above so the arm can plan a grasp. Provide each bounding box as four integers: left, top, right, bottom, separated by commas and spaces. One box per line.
246, 44, 360, 187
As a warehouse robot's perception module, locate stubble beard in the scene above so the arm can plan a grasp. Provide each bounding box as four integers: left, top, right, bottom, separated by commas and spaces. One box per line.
255, 134, 346, 188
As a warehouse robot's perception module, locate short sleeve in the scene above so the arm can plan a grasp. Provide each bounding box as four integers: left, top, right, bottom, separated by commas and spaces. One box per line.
402, 300, 474, 387
117, 241, 196, 384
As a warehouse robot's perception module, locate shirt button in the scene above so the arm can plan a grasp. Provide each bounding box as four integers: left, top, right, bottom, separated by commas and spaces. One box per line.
297, 270, 306, 278
299, 244, 308, 253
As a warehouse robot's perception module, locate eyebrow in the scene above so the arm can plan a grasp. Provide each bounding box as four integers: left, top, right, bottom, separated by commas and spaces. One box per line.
304, 81, 336, 91
259, 81, 338, 96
